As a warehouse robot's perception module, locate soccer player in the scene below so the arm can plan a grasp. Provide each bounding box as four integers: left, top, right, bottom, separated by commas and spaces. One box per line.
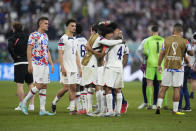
107, 22, 129, 114
51, 19, 82, 115
143, 25, 167, 109
82, 23, 125, 115
178, 55, 191, 111
189, 32, 196, 99
20, 17, 55, 116
75, 23, 88, 114
8, 22, 34, 111
156, 23, 193, 115
102, 26, 126, 117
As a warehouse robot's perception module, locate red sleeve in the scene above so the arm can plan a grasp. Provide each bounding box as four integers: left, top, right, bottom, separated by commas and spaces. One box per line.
102, 46, 108, 53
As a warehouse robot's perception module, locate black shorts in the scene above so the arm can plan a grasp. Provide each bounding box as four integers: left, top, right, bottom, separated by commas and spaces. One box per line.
14, 64, 33, 84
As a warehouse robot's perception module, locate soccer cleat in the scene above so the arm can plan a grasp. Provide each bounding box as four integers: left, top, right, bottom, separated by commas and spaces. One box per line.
92, 109, 101, 114
182, 107, 192, 112
69, 111, 77, 115
86, 111, 96, 117
173, 111, 185, 115
51, 104, 56, 114
39, 111, 55, 116
15, 106, 21, 111
81, 109, 87, 114
28, 104, 34, 111
146, 106, 152, 110
138, 103, 147, 109
19, 102, 28, 115
190, 92, 194, 99
104, 111, 115, 117
96, 112, 105, 117
121, 103, 129, 113
155, 107, 160, 114
152, 105, 157, 110
67, 106, 70, 110
115, 113, 121, 117
77, 110, 83, 115
92, 104, 98, 109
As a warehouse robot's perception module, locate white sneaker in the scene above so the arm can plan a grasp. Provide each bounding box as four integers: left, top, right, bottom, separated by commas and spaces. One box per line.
96, 112, 105, 117
104, 111, 115, 117
86, 111, 96, 117
92, 109, 100, 114
138, 103, 147, 109
152, 105, 157, 110
15, 106, 21, 111
28, 104, 34, 111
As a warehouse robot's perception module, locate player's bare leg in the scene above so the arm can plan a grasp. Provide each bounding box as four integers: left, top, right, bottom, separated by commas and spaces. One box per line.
51, 83, 69, 113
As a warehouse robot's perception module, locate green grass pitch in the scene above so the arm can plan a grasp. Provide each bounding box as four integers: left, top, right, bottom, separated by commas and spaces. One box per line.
0, 81, 196, 131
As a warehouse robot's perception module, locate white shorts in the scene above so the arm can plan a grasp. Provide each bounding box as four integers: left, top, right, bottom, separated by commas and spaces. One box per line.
97, 66, 104, 86
81, 66, 97, 86
161, 70, 184, 87
76, 72, 82, 85
32, 64, 50, 84
60, 72, 77, 85
103, 68, 124, 89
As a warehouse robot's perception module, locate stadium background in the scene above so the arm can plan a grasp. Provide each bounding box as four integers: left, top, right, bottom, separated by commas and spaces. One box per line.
0, 0, 195, 81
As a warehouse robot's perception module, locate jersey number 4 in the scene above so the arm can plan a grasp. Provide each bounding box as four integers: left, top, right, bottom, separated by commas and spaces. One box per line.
117, 46, 122, 60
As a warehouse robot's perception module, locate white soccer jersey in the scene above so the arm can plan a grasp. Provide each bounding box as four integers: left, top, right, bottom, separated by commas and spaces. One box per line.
105, 44, 129, 72
58, 34, 78, 72
75, 35, 87, 63
87, 36, 123, 67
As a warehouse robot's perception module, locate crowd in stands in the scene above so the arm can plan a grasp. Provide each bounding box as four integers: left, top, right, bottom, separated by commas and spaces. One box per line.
0, 0, 195, 62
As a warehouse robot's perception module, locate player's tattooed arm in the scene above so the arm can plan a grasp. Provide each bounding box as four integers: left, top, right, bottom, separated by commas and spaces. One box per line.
99, 39, 126, 46
27, 45, 33, 73
48, 50, 54, 74
58, 49, 67, 76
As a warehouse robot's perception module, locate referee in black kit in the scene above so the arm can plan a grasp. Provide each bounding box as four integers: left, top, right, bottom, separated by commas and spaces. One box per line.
8, 22, 35, 111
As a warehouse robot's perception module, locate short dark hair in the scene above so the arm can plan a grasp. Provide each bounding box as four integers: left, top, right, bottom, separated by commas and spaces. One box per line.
151, 25, 159, 32
13, 21, 22, 32
107, 22, 118, 32
66, 19, 76, 26
100, 26, 114, 37
37, 16, 48, 28
174, 23, 183, 33
76, 23, 83, 35
91, 24, 99, 33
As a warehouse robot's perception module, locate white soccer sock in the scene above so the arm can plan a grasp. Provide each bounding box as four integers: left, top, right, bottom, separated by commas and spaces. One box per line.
81, 89, 87, 110
39, 89, 46, 112
52, 96, 60, 105
23, 86, 38, 105
75, 92, 82, 111
173, 101, 179, 112
87, 88, 93, 112
101, 90, 106, 113
96, 90, 102, 111
157, 98, 163, 108
69, 100, 75, 112
106, 94, 113, 113
116, 93, 123, 114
